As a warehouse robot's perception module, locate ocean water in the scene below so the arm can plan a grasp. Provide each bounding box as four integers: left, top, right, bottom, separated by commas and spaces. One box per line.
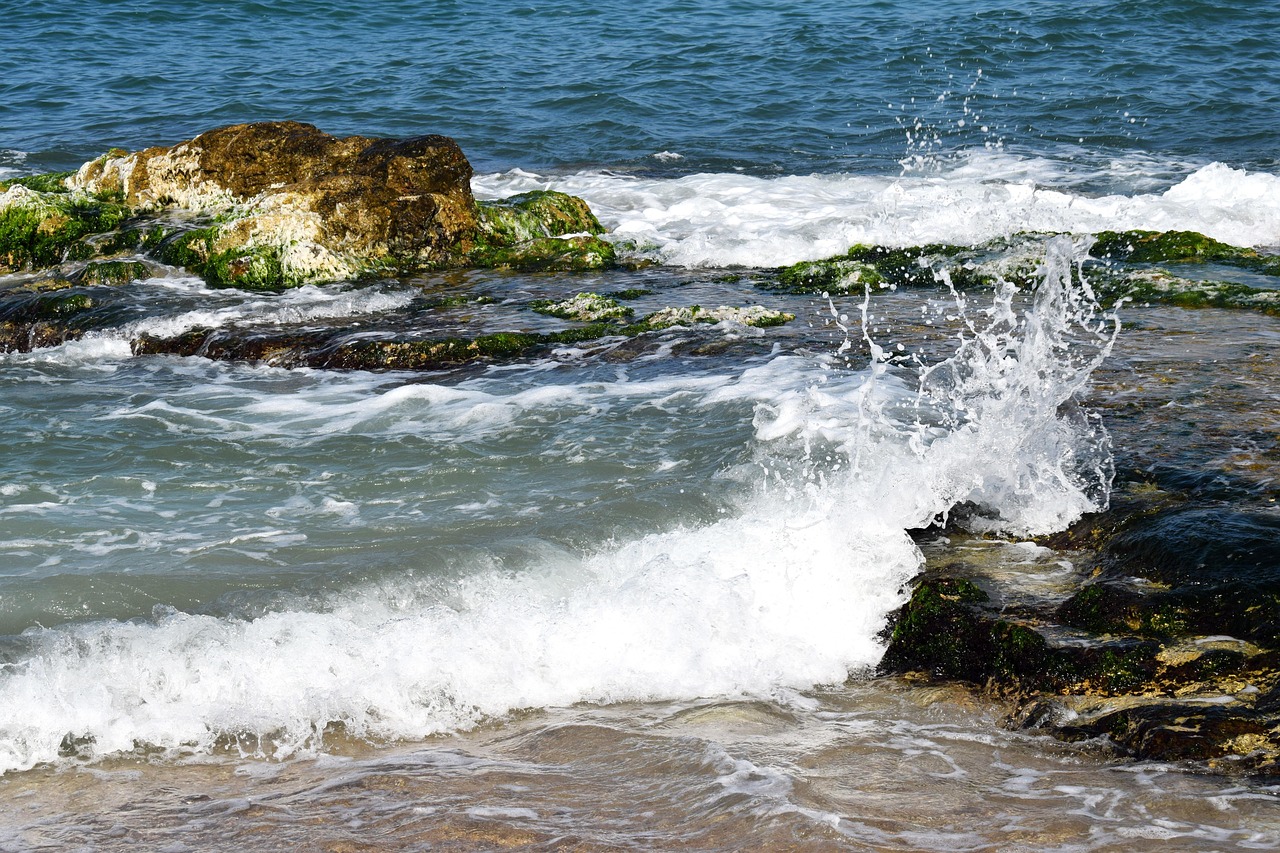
3, 0, 1280, 849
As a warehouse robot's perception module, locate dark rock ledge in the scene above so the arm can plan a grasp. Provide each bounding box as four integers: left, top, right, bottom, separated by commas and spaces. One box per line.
880, 482, 1280, 779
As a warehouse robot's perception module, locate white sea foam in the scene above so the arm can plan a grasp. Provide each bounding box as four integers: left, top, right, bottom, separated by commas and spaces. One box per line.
473, 156, 1280, 267
117, 285, 415, 341
0, 239, 1117, 773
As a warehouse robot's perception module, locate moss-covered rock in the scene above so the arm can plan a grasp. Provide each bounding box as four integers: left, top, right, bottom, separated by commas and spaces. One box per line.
530, 292, 633, 322
0, 171, 75, 194
884, 477, 1280, 778
475, 190, 604, 243
0, 185, 130, 272
1091, 229, 1266, 265
470, 234, 616, 272
775, 243, 974, 294
1093, 269, 1280, 314
777, 257, 883, 294
642, 304, 794, 329
75, 260, 151, 286
468, 190, 615, 272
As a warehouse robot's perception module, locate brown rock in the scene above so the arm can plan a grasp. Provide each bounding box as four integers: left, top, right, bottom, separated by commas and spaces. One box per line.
70, 121, 479, 283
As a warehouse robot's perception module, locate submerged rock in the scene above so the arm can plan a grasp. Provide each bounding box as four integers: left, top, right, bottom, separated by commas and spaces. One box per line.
642, 304, 794, 328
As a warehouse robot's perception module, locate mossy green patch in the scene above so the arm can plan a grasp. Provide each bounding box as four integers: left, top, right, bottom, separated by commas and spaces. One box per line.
77, 260, 150, 287
475, 190, 605, 245
2, 172, 75, 194
470, 234, 616, 272
203, 245, 293, 291
1092, 230, 1256, 264
1091, 230, 1280, 278
775, 243, 972, 294
530, 292, 633, 322
777, 257, 883, 293
0, 193, 130, 272
1097, 271, 1280, 315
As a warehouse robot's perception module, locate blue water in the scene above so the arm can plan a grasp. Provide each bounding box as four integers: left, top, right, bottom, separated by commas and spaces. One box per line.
5, 0, 1278, 179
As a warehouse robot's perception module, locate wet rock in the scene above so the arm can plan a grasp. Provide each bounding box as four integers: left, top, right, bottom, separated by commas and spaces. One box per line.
1091, 229, 1280, 270
1092, 269, 1280, 315
69, 121, 479, 287
1059, 507, 1280, 646
0, 184, 131, 273
530, 292, 633, 322
470, 234, 616, 273
641, 304, 794, 329
881, 484, 1280, 777
73, 260, 152, 286
773, 242, 1025, 295
0, 320, 85, 353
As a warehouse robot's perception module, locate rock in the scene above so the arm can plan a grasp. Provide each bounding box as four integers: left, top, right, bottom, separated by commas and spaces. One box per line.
74, 260, 152, 286
773, 242, 1019, 295
69, 121, 479, 287
52, 123, 621, 285
1090, 229, 1279, 269
1091, 268, 1280, 314
475, 190, 604, 244
880, 484, 1280, 777
642, 304, 794, 328
530, 292, 633, 322
777, 257, 883, 294
0, 184, 130, 273
469, 234, 616, 273
1059, 507, 1280, 645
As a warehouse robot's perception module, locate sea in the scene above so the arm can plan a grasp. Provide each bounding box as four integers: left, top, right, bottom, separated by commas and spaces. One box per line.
2, 0, 1279, 849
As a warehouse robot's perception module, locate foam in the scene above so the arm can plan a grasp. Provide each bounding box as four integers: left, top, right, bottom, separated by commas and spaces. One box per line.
0, 240, 1117, 773
473, 156, 1280, 268
118, 285, 415, 341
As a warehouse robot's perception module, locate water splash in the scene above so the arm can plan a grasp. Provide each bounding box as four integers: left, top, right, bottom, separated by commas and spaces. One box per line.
0, 238, 1119, 773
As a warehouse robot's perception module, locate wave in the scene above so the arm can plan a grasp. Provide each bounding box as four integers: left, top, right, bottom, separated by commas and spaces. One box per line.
473, 156, 1280, 267
0, 237, 1118, 773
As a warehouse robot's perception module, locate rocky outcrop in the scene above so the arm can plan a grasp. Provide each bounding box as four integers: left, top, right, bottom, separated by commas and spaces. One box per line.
776, 233, 1280, 314
880, 485, 1280, 778
1, 122, 617, 288
68, 121, 479, 285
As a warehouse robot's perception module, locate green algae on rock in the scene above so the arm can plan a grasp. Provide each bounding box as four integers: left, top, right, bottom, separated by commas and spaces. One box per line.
0, 185, 131, 273
530, 292, 633, 322
880, 482, 1280, 778
1091, 229, 1280, 271
44, 123, 620, 285
67, 121, 481, 286
469, 234, 616, 273
642, 304, 794, 329
774, 243, 990, 294
1093, 269, 1280, 314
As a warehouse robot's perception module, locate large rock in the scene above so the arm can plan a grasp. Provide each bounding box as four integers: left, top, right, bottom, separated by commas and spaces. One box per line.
69, 121, 479, 286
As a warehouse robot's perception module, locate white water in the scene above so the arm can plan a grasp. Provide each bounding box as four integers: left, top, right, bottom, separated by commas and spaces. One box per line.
473, 156, 1280, 267
0, 238, 1117, 774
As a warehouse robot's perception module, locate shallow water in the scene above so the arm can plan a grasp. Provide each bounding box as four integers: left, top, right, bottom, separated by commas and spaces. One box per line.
6, 681, 1280, 851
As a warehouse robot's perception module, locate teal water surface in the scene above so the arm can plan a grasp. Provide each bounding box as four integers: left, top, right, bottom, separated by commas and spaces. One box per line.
4, 0, 1278, 179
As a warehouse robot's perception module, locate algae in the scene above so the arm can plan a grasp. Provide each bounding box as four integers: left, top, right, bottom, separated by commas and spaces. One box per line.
530, 292, 633, 322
